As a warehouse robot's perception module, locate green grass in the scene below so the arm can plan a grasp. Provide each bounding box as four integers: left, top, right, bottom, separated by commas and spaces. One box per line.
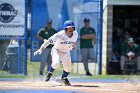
0, 75, 25, 78
0, 61, 140, 80
0, 70, 9, 74
27, 61, 40, 75
75, 75, 140, 80
78, 75, 128, 79
27, 61, 80, 76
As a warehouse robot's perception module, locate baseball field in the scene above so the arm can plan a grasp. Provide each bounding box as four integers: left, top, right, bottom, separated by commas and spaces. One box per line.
0, 76, 140, 93
0, 62, 140, 93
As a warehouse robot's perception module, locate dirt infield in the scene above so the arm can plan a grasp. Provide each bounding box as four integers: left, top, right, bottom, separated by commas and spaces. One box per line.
0, 81, 140, 93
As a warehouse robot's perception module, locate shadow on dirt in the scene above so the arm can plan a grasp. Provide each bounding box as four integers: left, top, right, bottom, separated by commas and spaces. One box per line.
0, 90, 93, 93
72, 85, 99, 87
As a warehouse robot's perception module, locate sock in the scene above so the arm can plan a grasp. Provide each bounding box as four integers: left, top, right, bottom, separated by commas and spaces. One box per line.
62, 70, 70, 78
48, 66, 55, 73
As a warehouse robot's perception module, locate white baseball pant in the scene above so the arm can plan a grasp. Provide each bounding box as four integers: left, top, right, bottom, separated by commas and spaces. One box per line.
51, 47, 71, 72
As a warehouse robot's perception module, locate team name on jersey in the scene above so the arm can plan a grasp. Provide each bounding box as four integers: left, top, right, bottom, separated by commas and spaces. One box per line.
60, 41, 72, 44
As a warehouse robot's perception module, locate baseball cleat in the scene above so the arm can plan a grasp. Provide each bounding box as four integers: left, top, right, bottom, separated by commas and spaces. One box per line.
45, 72, 53, 81
61, 77, 71, 86
86, 71, 92, 76
39, 71, 43, 75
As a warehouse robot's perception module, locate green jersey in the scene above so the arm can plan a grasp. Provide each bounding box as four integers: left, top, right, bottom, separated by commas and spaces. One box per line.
121, 44, 140, 56
80, 27, 96, 48
37, 27, 57, 48
116, 39, 128, 55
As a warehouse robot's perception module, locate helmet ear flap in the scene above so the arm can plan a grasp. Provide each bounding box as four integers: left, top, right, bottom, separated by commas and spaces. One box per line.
65, 28, 67, 31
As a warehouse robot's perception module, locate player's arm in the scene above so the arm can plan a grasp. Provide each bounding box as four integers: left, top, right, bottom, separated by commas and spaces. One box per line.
81, 32, 95, 39
72, 42, 76, 48
40, 39, 50, 50
82, 34, 96, 43
89, 34, 96, 44
69, 42, 76, 50
34, 39, 50, 55
37, 34, 44, 42
36, 28, 45, 42
84, 34, 95, 39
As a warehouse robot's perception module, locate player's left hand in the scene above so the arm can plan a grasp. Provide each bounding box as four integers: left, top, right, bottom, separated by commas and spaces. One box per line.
34, 49, 42, 56
70, 42, 76, 50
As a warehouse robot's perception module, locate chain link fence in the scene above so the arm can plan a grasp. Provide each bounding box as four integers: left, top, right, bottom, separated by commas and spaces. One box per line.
0, 36, 25, 76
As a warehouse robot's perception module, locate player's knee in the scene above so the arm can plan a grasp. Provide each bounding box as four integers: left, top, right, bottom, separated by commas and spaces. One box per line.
52, 63, 60, 69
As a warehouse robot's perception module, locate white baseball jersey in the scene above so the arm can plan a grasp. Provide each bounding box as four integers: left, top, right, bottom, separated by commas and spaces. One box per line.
48, 30, 78, 53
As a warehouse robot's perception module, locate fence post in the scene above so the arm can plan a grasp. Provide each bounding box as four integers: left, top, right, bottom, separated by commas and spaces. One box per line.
98, 0, 103, 75
24, 0, 28, 75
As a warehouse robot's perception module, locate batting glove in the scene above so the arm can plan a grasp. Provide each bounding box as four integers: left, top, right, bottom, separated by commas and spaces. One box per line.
34, 49, 42, 56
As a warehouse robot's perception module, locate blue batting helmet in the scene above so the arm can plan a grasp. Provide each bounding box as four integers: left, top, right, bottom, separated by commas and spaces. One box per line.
63, 20, 75, 29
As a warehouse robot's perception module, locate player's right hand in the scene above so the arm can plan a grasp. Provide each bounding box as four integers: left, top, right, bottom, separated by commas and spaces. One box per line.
34, 49, 42, 56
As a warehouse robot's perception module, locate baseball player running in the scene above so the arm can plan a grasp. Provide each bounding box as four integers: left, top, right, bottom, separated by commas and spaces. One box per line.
34, 20, 78, 86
